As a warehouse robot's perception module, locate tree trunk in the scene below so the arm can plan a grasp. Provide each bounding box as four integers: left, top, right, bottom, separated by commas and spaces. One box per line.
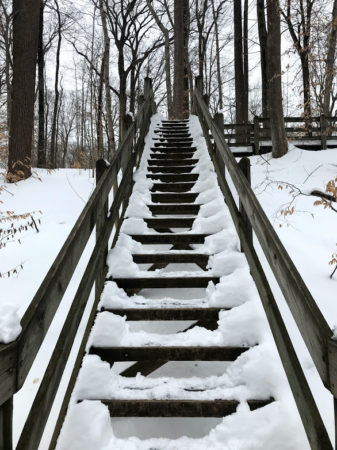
7, 0, 40, 181
257, 0, 268, 117
37, 0, 46, 168
212, 0, 223, 110
234, 0, 247, 142
49, 0, 62, 169
173, 0, 189, 119
146, 0, 173, 118
323, 0, 337, 116
99, 0, 115, 158
266, 0, 287, 158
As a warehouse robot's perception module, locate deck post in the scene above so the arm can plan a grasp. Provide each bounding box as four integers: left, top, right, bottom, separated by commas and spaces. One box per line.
253, 116, 260, 155
320, 114, 327, 150
214, 113, 224, 173
95, 159, 110, 301
238, 157, 252, 252
0, 398, 13, 450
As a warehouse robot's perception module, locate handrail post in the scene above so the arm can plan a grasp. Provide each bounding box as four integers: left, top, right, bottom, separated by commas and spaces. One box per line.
144, 77, 156, 113
254, 116, 260, 155
95, 159, 110, 301
320, 113, 327, 150
238, 157, 252, 252
0, 398, 13, 450
214, 113, 224, 171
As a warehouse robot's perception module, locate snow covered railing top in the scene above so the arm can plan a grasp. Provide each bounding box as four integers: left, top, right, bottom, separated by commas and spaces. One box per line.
193, 77, 335, 450
0, 78, 155, 450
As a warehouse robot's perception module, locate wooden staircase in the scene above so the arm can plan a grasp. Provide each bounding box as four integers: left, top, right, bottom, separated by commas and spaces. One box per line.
82, 119, 273, 427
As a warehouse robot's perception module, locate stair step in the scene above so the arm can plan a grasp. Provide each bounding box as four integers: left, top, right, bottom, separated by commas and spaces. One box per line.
102, 307, 223, 321
150, 153, 195, 160
153, 142, 193, 148
148, 159, 198, 166
148, 203, 200, 214
151, 182, 195, 192
90, 345, 247, 363
155, 131, 191, 136
151, 147, 197, 153
101, 399, 273, 417
133, 253, 208, 265
130, 234, 208, 244
151, 193, 198, 203
147, 174, 198, 182
148, 166, 194, 174
112, 276, 219, 289
154, 137, 193, 142
144, 218, 195, 229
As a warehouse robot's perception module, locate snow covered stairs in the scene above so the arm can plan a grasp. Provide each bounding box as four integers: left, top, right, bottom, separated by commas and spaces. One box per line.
79, 118, 274, 427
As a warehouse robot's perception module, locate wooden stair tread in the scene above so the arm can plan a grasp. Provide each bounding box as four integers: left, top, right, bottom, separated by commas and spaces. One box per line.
132, 253, 209, 264
101, 399, 273, 417
148, 204, 200, 214
101, 307, 225, 321
148, 166, 195, 173
112, 276, 219, 289
147, 174, 199, 182
89, 345, 249, 362
148, 159, 198, 166
130, 234, 208, 244
143, 218, 196, 228
151, 182, 195, 192
150, 153, 195, 160
151, 193, 198, 203
151, 147, 197, 153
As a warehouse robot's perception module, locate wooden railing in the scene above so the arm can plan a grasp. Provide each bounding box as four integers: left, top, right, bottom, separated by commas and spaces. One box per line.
223, 115, 337, 153
193, 76, 336, 450
0, 77, 155, 450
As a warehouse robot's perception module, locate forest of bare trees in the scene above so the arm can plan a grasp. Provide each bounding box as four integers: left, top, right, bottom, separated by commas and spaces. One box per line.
0, 0, 337, 178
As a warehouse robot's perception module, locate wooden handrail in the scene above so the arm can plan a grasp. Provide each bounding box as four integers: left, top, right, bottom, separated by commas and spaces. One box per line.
0, 78, 155, 450
193, 83, 334, 449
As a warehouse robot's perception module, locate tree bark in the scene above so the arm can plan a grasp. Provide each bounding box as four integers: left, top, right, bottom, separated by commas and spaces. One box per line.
211, 0, 223, 110
173, 0, 189, 119
37, 0, 46, 168
7, 0, 40, 181
146, 0, 173, 118
49, 0, 62, 169
266, 0, 287, 158
257, 0, 268, 117
323, 0, 337, 116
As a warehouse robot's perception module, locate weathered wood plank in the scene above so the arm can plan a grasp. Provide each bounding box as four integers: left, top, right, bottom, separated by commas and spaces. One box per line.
148, 166, 194, 174
101, 307, 225, 321
130, 234, 208, 244
113, 276, 219, 289
199, 100, 332, 449
0, 398, 13, 450
0, 342, 17, 405
132, 253, 209, 265
15, 155, 137, 450
148, 203, 200, 214
194, 88, 332, 388
101, 399, 273, 417
90, 345, 249, 363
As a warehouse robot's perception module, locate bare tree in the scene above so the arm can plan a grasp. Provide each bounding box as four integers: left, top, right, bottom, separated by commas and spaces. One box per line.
257, 0, 268, 117
323, 0, 337, 116
266, 0, 288, 157
7, 0, 40, 181
173, 0, 189, 119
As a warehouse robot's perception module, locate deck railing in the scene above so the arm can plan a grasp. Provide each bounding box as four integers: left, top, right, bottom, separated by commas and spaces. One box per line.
193, 75, 336, 450
223, 115, 337, 153
0, 78, 155, 450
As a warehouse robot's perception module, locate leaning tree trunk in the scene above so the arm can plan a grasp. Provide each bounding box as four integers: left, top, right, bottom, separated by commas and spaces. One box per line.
7, 0, 40, 181
173, 0, 189, 119
266, 0, 287, 158
257, 0, 268, 117
323, 0, 337, 117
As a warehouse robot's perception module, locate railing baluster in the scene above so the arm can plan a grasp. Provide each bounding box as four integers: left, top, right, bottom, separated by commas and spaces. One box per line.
0, 398, 13, 450
238, 157, 252, 252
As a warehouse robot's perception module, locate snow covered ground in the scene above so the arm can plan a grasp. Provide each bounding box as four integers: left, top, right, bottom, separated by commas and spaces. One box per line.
0, 117, 336, 448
